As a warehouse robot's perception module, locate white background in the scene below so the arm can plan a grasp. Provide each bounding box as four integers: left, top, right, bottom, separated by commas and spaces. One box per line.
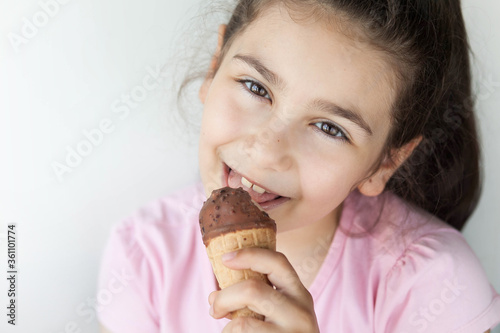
0, 0, 499, 332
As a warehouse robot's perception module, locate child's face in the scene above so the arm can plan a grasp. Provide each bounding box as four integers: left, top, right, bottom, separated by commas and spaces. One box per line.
198, 5, 398, 233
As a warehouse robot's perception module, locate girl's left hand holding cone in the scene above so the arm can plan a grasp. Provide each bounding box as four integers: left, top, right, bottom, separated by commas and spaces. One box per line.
208, 247, 320, 333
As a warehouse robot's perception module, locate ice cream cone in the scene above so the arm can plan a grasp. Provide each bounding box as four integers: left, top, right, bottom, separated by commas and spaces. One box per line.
205, 227, 276, 319
199, 187, 277, 320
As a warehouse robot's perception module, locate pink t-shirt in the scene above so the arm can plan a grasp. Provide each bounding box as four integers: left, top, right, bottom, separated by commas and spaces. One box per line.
97, 183, 500, 332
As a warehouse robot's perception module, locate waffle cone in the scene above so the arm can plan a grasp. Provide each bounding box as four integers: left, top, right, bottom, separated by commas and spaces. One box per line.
205, 227, 276, 320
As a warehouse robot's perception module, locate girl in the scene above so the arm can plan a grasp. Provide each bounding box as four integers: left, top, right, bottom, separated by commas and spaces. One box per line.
98, 0, 500, 332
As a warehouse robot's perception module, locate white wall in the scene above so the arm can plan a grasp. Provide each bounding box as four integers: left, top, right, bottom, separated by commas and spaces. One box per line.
462, 2, 500, 331
462, 4, 500, 331
0, 0, 498, 332
1, 1, 205, 332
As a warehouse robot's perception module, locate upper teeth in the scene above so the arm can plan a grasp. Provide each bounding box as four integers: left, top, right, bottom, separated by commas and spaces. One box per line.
241, 177, 266, 194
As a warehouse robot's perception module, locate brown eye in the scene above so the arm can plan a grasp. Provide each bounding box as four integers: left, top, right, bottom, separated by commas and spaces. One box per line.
322, 123, 340, 136
251, 83, 266, 96
313, 122, 349, 142
240, 80, 271, 100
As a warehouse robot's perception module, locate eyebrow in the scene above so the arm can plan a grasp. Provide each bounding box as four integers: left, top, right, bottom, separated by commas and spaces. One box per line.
311, 99, 373, 136
232, 54, 286, 91
232, 53, 373, 136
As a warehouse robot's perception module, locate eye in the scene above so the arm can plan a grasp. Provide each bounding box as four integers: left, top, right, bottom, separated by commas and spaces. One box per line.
313, 122, 350, 142
238, 79, 271, 101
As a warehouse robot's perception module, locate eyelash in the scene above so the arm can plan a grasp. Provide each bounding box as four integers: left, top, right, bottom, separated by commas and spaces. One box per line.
237, 79, 272, 102
237, 79, 350, 143
312, 122, 350, 143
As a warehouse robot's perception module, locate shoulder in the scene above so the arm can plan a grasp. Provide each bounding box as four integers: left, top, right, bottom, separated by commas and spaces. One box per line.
97, 183, 213, 332
344, 191, 500, 332
101, 182, 207, 279
347, 190, 490, 283
347, 190, 465, 260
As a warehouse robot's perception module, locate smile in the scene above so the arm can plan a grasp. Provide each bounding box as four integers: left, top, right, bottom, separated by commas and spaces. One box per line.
222, 163, 290, 210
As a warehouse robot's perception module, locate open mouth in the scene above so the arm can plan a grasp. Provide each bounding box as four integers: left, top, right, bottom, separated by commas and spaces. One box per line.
223, 163, 290, 210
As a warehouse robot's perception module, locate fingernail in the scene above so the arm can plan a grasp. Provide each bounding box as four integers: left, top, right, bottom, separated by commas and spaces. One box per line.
222, 251, 237, 262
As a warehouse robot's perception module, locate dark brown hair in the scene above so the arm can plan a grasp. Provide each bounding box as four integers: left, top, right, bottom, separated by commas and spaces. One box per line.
190, 0, 481, 230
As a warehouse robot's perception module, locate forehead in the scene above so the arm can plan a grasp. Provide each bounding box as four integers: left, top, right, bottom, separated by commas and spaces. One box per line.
223, 4, 398, 137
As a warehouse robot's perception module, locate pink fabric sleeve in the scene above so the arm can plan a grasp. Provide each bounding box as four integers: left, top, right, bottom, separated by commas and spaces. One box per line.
97, 221, 159, 333
375, 229, 500, 333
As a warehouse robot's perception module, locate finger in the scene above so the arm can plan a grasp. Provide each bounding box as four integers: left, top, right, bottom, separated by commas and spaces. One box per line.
209, 291, 233, 320
221, 248, 306, 298
222, 316, 277, 333
208, 290, 218, 306
211, 278, 304, 324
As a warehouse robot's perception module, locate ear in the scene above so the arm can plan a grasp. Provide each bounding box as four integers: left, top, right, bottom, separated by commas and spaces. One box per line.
358, 136, 422, 197
199, 24, 227, 104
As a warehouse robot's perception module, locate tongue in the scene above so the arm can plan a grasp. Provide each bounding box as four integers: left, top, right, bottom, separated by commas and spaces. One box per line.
227, 169, 281, 204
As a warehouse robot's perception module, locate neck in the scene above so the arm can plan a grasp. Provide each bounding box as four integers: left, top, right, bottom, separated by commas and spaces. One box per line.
276, 206, 341, 288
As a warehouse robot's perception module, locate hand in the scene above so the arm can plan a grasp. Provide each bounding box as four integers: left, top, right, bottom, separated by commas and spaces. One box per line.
208, 248, 320, 333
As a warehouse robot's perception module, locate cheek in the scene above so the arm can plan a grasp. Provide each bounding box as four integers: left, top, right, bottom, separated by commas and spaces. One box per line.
199, 81, 248, 183
200, 85, 247, 145
298, 151, 371, 205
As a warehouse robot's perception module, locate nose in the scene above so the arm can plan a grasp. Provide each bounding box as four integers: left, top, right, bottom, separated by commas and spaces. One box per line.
241, 114, 293, 172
